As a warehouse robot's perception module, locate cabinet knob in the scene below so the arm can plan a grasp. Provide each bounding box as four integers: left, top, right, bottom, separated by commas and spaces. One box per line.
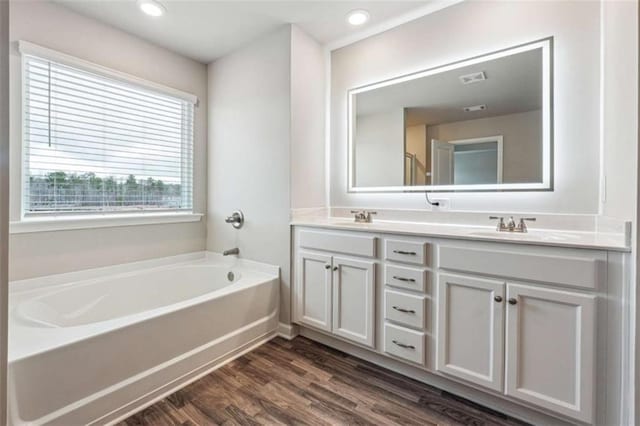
494, 296, 503, 303
325, 264, 331, 269
508, 298, 518, 305
333, 266, 338, 271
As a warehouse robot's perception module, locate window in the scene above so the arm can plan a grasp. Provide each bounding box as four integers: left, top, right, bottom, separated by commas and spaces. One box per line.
22, 48, 195, 217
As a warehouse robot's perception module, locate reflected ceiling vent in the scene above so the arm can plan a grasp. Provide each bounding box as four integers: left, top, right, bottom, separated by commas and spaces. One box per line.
459, 71, 486, 85
463, 104, 487, 112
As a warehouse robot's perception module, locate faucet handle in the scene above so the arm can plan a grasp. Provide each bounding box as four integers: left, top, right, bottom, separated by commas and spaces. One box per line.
364, 211, 377, 223
225, 210, 244, 229
517, 217, 536, 233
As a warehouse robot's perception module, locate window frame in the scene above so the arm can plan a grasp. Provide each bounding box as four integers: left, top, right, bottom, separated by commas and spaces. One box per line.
15, 41, 200, 231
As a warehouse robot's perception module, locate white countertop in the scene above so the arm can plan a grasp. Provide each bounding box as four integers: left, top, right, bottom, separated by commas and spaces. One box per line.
291, 217, 631, 252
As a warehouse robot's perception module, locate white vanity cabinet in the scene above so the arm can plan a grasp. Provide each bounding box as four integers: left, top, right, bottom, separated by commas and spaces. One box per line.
504, 284, 595, 423
436, 273, 596, 422
331, 256, 375, 347
436, 244, 601, 423
436, 273, 505, 392
292, 224, 622, 425
296, 251, 333, 332
294, 230, 377, 347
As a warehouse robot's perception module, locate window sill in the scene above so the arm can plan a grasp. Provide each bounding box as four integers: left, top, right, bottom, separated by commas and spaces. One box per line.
10, 212, 203, 234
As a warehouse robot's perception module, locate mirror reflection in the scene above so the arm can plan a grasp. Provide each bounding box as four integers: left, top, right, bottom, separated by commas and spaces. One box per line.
350, 39, 551, 191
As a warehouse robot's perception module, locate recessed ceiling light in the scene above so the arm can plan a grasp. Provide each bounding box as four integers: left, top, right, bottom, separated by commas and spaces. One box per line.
347, 10, 370, 26
137, 0, 165, 17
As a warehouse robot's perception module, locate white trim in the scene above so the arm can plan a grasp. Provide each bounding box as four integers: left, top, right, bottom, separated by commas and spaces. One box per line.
277, 322, 300, 340
347, 38, 552, 193
448, 135, 504, 184
325, 0, 465, 52
10, 212, 202, 234
18, 40, 198, 104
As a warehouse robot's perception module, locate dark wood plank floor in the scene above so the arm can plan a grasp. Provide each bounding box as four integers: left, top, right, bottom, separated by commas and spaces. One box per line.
119, 337, 528, 426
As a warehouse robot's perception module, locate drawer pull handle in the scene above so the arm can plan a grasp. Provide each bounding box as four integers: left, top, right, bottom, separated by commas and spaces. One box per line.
392, 340, 415, 350
392, 306, 416, 314
393, 250, 417, 256
392, 276, 416, 283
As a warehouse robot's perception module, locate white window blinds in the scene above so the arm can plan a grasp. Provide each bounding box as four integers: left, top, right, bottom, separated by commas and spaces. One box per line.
23, 53, 194, 215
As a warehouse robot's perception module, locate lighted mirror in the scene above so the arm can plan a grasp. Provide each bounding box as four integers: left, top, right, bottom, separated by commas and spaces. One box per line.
348, 38, 553, 192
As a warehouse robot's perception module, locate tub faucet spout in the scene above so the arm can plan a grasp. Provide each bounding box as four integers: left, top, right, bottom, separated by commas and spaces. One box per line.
223, 248, 239, 256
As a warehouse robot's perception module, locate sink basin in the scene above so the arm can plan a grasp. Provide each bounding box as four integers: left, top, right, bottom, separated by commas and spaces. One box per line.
469, 231, 529, 239
469, 230, 580, 242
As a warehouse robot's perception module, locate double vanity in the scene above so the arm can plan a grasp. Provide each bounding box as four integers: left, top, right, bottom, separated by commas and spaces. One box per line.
289, 30, 631, 426
291, 214, 630, 425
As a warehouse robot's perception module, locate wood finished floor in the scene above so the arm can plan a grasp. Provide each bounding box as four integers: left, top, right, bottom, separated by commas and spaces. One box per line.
119, 337, 528, 426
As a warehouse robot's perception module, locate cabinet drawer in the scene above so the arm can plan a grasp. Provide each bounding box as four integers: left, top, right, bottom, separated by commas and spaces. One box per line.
385, 240, 429, 265
438, 246, 604, 290
384, 323, 425, 365
299, 230, 377, 257
384, 290, 426, 329
384, 264, 428, 292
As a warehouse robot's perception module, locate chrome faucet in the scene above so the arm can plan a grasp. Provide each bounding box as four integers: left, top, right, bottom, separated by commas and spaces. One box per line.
351, 210, 377, 223
489, 216, 536, 233
223, 248, 239, 256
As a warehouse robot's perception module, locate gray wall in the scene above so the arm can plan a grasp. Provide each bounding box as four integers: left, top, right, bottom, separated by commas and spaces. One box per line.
207, 26, 293, 323
601, 0, 638, 221
8, 2, 208, 280
291, 25, 326, 209
355, 109, 405, 187
331, 0, 601, 213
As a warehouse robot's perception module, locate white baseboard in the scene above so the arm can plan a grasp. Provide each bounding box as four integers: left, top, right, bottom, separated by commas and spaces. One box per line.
276, 322, 300, 340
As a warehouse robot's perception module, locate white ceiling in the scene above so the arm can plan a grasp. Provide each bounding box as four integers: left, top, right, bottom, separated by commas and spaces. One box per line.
356, 47, 543, 126
52, 0, 431, 63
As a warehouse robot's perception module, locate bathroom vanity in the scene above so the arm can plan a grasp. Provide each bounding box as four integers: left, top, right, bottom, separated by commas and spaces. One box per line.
290, 218, 630, 425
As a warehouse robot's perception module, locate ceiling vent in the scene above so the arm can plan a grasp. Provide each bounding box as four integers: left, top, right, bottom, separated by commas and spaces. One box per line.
463, 104, 487, 112
459, 71, 486, 85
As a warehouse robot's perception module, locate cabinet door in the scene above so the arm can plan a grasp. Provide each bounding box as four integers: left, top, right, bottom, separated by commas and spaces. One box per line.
436, 273, 505, 392
332, 257, 375, 347
295, 251, 332, 332
505, 284, 595, 423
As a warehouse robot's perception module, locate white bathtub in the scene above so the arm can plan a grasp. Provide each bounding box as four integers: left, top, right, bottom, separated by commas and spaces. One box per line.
8, 252, 280, 425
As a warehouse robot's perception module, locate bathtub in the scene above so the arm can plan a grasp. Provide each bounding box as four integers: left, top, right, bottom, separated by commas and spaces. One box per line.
8, 252, 280, 425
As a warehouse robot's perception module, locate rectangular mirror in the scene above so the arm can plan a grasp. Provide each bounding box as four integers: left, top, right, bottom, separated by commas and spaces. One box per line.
348, 38, 552, 192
